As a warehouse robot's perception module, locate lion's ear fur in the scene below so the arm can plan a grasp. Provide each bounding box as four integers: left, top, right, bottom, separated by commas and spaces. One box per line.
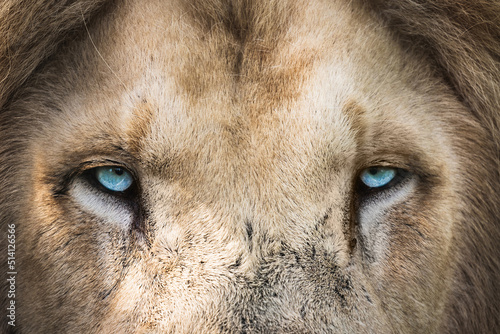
0, 0, 108, 110
367, 0, 500, 154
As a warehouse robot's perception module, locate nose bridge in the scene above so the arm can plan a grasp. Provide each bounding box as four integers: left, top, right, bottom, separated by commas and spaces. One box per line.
154, 109, 350, 248
144, 162, 357, 332
148, 150, 348, 257
218, 151, 330, 254
142, 112, 356, 332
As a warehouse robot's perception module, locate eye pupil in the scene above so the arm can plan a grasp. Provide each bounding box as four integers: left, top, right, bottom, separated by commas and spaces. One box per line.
114, 168, 124, 176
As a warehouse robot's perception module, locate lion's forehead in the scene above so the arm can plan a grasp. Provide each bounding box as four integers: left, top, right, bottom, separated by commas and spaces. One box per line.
78, 0, 441, 186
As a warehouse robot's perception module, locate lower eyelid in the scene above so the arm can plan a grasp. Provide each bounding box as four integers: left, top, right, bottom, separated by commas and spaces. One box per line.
70, 179, 134, 227
358, 174, 416, 207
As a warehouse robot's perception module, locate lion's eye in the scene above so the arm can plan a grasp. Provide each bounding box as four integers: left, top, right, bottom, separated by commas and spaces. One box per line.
94, 166, 134, 192
360, 167, 397, 188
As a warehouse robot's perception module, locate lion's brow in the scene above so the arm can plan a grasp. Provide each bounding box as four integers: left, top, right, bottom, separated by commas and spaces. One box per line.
126, 99, 157, 157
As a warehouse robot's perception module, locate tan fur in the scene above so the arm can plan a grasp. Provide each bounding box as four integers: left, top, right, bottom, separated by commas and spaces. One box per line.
1, 0, 499, 333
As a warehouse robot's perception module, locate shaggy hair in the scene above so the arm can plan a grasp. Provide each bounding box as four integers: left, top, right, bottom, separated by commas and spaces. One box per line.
1, 0, 499, 333
367, 1, 500, 330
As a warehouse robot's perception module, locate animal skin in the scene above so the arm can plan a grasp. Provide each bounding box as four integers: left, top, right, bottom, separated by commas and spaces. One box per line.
1, 0, 499, 333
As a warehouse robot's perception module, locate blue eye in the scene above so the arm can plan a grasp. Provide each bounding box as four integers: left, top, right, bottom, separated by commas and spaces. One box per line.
360, 167, 397, 188
95, 167, 134, 192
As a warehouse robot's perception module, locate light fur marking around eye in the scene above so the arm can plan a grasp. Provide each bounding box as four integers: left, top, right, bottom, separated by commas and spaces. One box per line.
359, 177, 416, 230
71, 180, 134, 227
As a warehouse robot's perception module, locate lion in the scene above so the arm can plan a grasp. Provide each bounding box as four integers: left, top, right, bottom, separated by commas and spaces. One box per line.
1, 0, 499, 333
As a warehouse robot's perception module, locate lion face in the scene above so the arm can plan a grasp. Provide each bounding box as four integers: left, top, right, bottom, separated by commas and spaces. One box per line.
1, 0, 499, 333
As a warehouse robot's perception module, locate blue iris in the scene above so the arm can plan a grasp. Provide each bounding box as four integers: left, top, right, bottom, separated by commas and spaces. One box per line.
95, 167, 133, 192
360, 167, 396, 188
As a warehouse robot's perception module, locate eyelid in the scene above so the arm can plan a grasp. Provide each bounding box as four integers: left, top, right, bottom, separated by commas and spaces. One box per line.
77, 160, 138, 180
358, 160, 411, 171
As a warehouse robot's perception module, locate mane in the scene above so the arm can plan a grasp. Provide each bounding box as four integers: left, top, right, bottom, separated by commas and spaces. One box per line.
0, 0, 108, 110
367, 0, 500, 155
367, 2, 500, 331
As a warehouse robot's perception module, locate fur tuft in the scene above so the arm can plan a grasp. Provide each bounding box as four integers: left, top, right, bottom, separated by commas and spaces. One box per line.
0, 0, 108, 110
367, 0, 500, 153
